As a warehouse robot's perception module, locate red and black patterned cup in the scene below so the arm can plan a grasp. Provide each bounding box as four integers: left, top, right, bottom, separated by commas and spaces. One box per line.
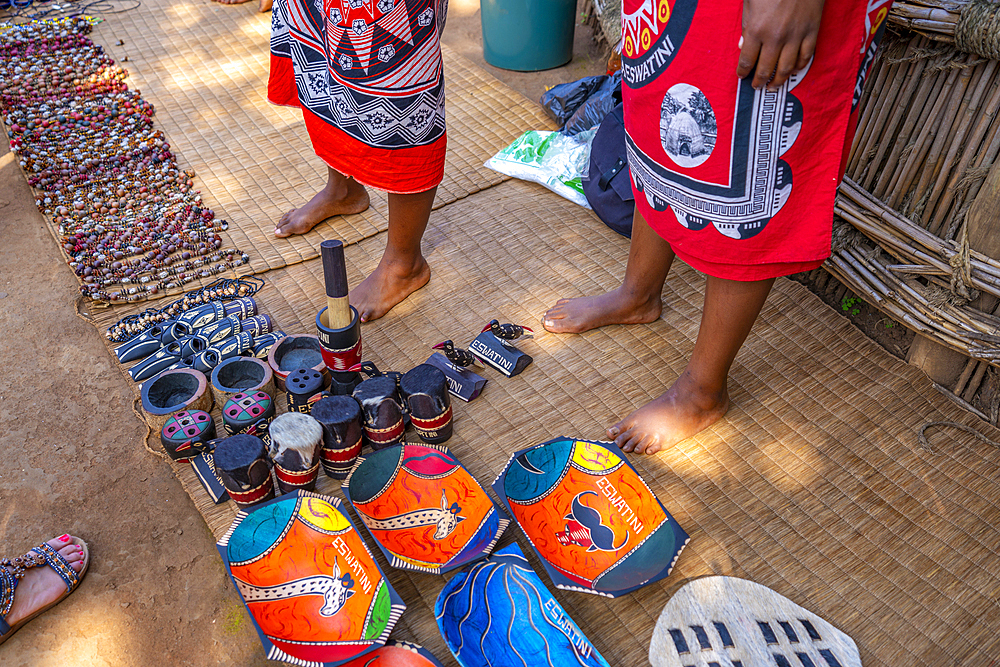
268, 412, 324, 493
213, 434, 274, 509
352, 375, 406, 451
316, 306, 362, 371
316, 306, 363, 396
310, 395, 364, 479
400, 364, 453, 444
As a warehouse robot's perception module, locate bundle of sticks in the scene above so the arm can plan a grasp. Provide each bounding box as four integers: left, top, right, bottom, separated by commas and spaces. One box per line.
889, 0, 1000, 62
828, 179, 1000, 364
889, 0, 965, 40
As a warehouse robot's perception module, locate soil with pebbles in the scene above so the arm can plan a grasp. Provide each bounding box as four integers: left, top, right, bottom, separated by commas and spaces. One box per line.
0, 131, 268, 665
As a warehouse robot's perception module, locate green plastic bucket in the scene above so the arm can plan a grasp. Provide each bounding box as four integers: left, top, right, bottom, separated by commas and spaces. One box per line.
480, 0, 576, 71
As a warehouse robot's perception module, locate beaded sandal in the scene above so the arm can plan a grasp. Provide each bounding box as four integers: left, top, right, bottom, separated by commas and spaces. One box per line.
0, 536, 89, 645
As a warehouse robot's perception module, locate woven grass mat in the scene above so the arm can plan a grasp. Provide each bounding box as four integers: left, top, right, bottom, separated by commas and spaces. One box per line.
90, 179, 1000, 666
88, 7, 555, 276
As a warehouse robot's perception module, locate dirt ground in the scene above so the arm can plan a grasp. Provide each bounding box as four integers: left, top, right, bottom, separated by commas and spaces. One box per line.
0, 6, 602, 665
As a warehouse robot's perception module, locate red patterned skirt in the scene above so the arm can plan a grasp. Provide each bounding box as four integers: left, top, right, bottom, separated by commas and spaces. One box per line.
621, 0, 892, 280
269, 0, 447, 193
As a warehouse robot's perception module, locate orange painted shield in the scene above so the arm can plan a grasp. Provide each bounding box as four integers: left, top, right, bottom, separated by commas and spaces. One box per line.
337, 640, 445, 666
219, 491, 405, 665
344, 443, 508, 573
493, 438, 688, 597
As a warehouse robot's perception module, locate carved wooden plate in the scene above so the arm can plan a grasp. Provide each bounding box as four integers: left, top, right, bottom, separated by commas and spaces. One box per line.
343, 443, 508, 574
493, 437, 688, 597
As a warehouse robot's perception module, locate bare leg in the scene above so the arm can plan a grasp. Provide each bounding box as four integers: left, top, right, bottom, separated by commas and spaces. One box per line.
542, 208, 673, 333
274, 166, 370, 238
609, 275, 775, 454
259, 0, 272, 11
350, 187, 435, 322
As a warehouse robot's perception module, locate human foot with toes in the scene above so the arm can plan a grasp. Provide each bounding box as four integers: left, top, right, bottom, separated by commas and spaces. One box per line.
350, 255, 430, 323
542, 286, 662, 334
210, 0, 273, 11
344, 186, 436, 323
1, 534, 89, 645
274, 174, 370, 238
607, 371, 730, 455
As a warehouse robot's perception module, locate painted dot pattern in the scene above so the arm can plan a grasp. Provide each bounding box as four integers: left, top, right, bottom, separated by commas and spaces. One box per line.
160, 409, 217, 460
163, 410, 213, 440
224, 392, 273, 422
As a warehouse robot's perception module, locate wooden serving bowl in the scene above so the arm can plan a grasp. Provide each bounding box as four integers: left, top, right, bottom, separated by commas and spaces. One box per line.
210, 356, 275, 406
140, 368, 212, 432
266, 335, 327, 392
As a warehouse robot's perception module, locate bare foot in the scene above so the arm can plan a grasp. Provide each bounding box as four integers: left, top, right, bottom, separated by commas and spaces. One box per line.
608, 370, 729, 454
2, 536, 86, 631
274, 180, 369, 238
259, 0, 272, 11
350, 256, 430, 323
211, 0, 253, 5
542, 286, 661, 334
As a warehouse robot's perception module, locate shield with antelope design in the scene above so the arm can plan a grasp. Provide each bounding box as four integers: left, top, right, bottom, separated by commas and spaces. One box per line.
344, 443, 509, 574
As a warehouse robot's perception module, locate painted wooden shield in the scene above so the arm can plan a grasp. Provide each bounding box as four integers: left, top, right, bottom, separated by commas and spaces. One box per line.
217, 491, 405, 666
343, 443, 509, 574
337, 640, 445, 666
649, 576, 862, 667
492, 437, 688, 597
435, 542, 611, 667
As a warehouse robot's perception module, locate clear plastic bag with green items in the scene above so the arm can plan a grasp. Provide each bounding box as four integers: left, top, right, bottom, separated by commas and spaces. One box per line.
485, 128, 597, 209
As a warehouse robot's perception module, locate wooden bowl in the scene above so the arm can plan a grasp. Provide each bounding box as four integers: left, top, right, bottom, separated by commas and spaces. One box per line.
267, 335, 327, 392
140, 368, 212, 432
210, 356, 275, 406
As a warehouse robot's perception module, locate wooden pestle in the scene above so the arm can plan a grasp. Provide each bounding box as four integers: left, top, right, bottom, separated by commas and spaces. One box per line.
321, 240, 352, 329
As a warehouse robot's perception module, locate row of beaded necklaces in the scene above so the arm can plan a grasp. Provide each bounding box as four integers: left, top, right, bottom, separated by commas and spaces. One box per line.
105, 275, 265, 343
0, 17, 251, 304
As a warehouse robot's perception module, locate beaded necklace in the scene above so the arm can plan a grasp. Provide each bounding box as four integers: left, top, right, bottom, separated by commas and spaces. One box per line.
105, 276, 265, 343
0, 17, 252, 303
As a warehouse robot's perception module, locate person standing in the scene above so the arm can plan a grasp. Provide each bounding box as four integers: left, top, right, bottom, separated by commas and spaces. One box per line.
544, 0, 892, 453
269, 0, 449, 322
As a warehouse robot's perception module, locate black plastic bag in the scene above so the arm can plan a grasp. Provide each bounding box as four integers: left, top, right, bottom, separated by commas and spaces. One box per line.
540, 75, 611, 126
541, 72, 623, 136
564, 72, 622, 136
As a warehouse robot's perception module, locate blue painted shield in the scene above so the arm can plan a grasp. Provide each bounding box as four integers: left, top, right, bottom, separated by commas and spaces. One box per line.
435, 542, 611, 667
